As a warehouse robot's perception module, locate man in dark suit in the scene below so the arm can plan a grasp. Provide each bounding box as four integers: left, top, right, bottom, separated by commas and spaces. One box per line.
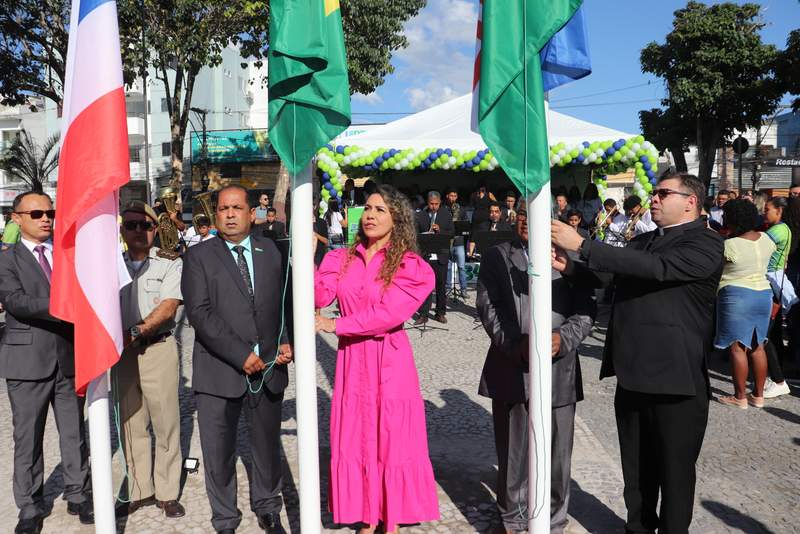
0, 191, 93, 534
252, 207, 286, 240
414, 190, 454, 324
552, 173, 725, 534
182, 185, 293, 534
469, 201, 513, 256
477, 209, 596, 534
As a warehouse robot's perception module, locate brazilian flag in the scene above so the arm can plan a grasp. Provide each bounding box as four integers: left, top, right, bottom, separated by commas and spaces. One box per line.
268, 0, 352, 175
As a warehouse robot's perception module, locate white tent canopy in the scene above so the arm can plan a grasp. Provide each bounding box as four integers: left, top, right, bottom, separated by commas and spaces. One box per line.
344, 93, 634, 151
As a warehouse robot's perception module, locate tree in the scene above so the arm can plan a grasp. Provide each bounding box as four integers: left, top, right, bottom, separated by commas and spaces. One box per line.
778, 29, 800, 111
0, 130, 60, 193
0, 0, 69, 109
639, 107, 693, 173
641, 2, 783, 189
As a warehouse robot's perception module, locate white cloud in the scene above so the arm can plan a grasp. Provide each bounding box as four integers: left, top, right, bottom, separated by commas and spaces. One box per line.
352, 92, 384, 105
394, 0, 479, 110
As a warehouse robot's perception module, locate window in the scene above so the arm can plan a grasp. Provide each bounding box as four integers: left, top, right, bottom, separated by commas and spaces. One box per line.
129, 146, 141, 163
160, 98, 168, 112
162, 142, 171, 157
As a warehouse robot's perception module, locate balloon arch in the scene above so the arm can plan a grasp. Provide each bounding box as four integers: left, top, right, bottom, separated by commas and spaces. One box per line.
315, 135, 659, 207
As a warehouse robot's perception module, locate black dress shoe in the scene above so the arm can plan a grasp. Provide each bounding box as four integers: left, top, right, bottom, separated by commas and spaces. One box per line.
126, 495, 156, 515
67, 501, 94, 525
14, 517, 42, 534
413, 315, 428, 326
217, 530, 235, 534
433, 313, 447, 324
257, 512, 286, 534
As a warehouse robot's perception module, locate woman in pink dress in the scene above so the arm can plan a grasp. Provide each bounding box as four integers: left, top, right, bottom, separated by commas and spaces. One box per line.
315, 184, 440, 533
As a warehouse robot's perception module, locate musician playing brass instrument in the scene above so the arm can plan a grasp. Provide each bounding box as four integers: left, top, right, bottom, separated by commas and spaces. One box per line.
156, 187, 184, 257
622, 195, 657, 241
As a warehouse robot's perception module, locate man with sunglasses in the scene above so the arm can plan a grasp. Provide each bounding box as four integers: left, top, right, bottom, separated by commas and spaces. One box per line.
0, 191, 93, 533
115, 201, 185, 519
552, 174, 724, 534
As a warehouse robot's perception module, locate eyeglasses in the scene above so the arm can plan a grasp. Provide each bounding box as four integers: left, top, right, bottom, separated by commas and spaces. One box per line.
653, 188, 692, 200
123, 220, 156, 231
14, 209, 55, 219
791, 191, 800, 198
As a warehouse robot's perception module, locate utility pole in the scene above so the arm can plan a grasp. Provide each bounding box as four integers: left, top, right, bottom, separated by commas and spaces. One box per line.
141, 0, 151, 202
191, 107, 209, 191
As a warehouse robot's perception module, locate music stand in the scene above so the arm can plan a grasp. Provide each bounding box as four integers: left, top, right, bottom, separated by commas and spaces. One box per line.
407, 233, 452, 335
446, 222, 472, 301
470, 230, 514, 329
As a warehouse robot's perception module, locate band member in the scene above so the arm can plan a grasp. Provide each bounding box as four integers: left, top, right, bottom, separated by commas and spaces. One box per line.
0, 191, 93, 533
414, 191, 454, 324
115, 201, 185, 518
182, 185, 293, 534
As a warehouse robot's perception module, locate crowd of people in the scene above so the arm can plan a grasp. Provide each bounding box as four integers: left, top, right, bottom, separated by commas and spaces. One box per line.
0, 173, 796, 534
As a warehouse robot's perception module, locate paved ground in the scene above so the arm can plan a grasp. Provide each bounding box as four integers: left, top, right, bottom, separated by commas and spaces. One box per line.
0, 296, 798, 533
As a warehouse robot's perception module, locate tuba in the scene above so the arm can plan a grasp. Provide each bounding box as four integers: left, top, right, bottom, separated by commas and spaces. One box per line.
157, 186, 181, 253
192, 190, 216, 229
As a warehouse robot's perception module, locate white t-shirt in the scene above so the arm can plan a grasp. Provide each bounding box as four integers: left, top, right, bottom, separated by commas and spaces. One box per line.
328, 211, 344, 235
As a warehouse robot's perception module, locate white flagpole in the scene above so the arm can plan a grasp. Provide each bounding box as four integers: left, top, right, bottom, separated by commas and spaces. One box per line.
527, 110, 553, 531
87, 373, 116, 533
291, 163, 322, 533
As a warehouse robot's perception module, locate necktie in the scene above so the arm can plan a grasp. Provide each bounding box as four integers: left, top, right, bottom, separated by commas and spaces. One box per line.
34, 245, 52, 283
491, 222, 497, 231
430, 211, 437, 230
232, 245, 254, 302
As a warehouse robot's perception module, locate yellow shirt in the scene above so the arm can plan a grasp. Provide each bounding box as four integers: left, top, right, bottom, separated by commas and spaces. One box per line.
719, 233, 775, 292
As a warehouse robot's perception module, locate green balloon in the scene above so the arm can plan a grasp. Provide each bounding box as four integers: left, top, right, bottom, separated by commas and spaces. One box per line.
644, 182, 653, 193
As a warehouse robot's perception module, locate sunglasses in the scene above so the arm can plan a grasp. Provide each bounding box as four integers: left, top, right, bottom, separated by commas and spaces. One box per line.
653, 188, 692, 200
123, 220, 156, 232
14, 209, 55, 219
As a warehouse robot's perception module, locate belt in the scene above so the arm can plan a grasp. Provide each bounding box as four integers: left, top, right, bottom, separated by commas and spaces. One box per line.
138, 331, 171, 347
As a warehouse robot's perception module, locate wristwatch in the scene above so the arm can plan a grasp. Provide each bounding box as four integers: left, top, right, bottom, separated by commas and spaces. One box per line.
130, 325, 142, 339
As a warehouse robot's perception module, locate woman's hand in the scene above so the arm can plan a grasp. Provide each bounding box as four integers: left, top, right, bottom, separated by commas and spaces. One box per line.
315, 315, 337, 333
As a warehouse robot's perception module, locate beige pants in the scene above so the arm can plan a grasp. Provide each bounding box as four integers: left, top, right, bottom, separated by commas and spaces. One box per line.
113, 336, 181, 501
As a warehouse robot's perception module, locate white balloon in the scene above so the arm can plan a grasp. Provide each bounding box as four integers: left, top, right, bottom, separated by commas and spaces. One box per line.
558, 149, 567, 157
393, 163, 401, 170
552, 155, 561, 164
491, 157, 498, 166
443, 163, 451, 170
631, 143, 641, 152
582, 158, 590, 166
336, 170, 342, 178
449, 156, 457, 165
588, 153, 597, 162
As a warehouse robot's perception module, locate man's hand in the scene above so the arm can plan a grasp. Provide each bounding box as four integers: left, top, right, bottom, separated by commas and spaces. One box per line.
551, 246, 570, 273
242, 352, 266, 375
315, 315, 336, 333
275, 344, 294, 365
551, 219, 585, 252
552, 332, 562, 358
430, 223, 440, 233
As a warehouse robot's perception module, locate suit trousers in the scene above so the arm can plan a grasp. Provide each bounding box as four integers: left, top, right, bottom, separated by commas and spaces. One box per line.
113, 337, 182, 501
6, 367, 89, 519
491, 399, 576, 533
196, 387, 284, 531
419, 259, 448, 317
614, 385, 709, 534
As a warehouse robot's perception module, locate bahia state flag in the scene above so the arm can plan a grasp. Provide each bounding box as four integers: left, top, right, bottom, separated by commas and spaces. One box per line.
268, 0, 352, 175
51, 0, 131, 394
472, 0, 590, 194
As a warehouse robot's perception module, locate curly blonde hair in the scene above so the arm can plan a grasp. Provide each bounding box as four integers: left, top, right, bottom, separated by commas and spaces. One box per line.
344, 184, 419, 286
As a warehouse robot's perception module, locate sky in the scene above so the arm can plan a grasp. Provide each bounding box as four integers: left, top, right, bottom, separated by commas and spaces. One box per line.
350, 0, 800, 133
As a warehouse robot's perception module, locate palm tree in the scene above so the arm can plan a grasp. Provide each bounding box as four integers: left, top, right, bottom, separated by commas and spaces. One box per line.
0, 130, 60, 193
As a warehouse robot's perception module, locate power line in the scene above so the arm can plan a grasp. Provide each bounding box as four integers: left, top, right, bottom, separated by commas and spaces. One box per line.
552, 98, 662, 109
549, 81, 656, 103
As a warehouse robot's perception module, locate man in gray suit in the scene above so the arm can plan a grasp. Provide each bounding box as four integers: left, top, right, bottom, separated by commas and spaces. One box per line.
0, 191, 93, 534
181, 185, 293, 534
477, 208, 596, 534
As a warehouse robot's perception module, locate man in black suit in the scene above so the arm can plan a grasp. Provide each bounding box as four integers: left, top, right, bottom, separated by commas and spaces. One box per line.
414, 190, 454, 324
552, 173, 724, 534
469, 201, 513, 256
182, 185, 293, 534
477, 209, 596, 534
252, 207, 286, 240
0, 191, 93, 534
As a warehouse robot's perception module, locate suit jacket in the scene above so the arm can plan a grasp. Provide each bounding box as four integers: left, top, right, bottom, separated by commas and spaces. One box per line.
476, 220, 513, 233
252, 220, 286, 239
476, 240, 595, 406
182, 234, 291, 398
0, 242, 74, 380
415, 208, 454, 264
578, 218, 724, 396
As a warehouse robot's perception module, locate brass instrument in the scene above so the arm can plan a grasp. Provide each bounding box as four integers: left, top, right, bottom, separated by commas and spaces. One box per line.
157, 186, 181, 253
624, 208, 647, 241
589, 206, 618, 239
193, 190, 216, 228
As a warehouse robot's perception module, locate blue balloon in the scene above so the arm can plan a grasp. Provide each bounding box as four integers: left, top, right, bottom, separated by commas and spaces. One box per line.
459, 163, 466, 169
389, 149, 398, 156
376, 157, 384, 164
646, 170, 655, 179
436, 149, 444, 156
325, 144, 333, 151
477, 150, 485, 158
325, 182, 334, 191
583, 141, 590, 147
643, 162, 651, 171
472, 156, 482, 165
465, 161, 473, 169
383, 151, 391, 159
577, 154, 585, 163
650, 178, 658, 186
445, 148, 452, 156
324, 172, 332, 181
606, 148, 616, 156
336, 146, 344, 154
640, 156, 649, 164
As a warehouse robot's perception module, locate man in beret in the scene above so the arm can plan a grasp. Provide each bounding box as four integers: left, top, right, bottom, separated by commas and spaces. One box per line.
114, 201, 185, 518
